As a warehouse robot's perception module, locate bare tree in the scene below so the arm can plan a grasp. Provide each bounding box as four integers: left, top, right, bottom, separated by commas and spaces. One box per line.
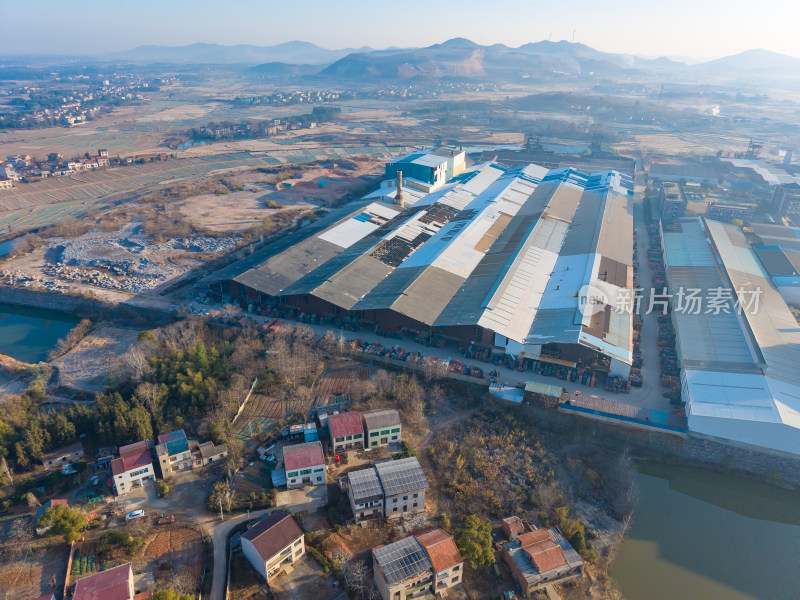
171, 570, 199, 595
1, 518, 34, 599
122, 345, 153, 380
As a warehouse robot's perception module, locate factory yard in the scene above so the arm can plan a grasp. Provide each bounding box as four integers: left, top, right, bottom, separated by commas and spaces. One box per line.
51, 324, 140, 392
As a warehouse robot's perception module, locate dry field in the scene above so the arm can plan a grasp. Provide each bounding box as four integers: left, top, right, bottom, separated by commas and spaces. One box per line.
0, 539, 68, 600
51, 325, 140, 392
234, 393, 283, 441
142, 526, 205, 589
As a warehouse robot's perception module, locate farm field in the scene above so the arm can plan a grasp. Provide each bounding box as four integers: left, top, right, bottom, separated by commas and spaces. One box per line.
142, 526, 205, 590
51, 325, 140, 392
233, 393, 283, 441
313, 365, 369, 407
0, 539, 68, 600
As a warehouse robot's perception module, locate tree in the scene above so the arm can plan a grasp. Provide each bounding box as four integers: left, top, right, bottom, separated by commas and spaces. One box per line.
152, 590, 194, 600
454, 515, 495, 568
1, 518, 34, 598
157, 481, 169, 497
38, 504, 85, 543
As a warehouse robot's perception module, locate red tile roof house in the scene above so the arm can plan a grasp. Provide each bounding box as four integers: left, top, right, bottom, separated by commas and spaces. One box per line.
327, 411, 364, 454
240, 511, 305, 581
416, 528, 464, 595
282, 441, 326, 489
73, 562, 134, 600
500, 517, 585, 594
111, 441, 155, 496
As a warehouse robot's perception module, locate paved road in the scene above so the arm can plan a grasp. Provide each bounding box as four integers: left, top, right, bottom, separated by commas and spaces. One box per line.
208, 508, 273, 600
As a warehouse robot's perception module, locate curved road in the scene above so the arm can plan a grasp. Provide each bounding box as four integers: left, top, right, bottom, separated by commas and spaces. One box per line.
208, 508, 273, 600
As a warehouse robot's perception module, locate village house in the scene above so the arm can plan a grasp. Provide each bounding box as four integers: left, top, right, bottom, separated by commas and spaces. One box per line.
415, 529, 464, 595
72, 562, 134, 600
500, 517, 585, 595
345, 466, 384, 522
197, 441, 228, 466
327, 411, 365, 454
155, 429, 193, 477
374, 457, 428, 519
41, 442, 84, 469
111, 441, 155, 496
0, 178, 14, 190
373, 536, 433, 600
283, 440, 326, 489
372, 529, 462, 600
362, 409, 402, 448
240, 511, 305, 582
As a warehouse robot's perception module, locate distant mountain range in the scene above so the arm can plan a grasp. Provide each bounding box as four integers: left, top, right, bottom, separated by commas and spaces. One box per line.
113, 41, 375, 65
55, 39, 800, 85
316, 39, 800, 82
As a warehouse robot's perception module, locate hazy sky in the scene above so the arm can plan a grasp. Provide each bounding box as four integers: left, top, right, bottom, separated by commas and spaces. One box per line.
2, 0, 799, 60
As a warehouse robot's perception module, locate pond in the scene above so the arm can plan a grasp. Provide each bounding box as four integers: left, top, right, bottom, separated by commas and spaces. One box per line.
610, 461, 800, 600
0, 303, 79, 363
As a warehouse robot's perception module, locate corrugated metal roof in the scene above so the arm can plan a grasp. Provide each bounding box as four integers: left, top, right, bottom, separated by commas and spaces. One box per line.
524, 381, 563, 398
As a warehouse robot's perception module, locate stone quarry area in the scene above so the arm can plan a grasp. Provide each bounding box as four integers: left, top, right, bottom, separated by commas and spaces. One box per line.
0, 223, 242, 296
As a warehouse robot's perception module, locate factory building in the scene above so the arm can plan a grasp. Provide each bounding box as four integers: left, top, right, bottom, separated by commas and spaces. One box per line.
217, 160, 635, 378
662, 217, 800, 456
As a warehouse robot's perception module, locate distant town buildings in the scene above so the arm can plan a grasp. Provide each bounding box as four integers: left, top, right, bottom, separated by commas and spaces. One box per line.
705, 201, 755, 222
241, 511, 305, 582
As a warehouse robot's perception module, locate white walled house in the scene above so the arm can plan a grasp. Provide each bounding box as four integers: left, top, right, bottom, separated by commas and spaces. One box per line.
283, 441, 326, 489
241, 511, 305, 581
111, 441, 155, 496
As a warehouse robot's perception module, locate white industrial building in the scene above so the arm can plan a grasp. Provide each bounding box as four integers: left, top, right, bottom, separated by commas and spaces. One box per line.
662, 217, 800, 456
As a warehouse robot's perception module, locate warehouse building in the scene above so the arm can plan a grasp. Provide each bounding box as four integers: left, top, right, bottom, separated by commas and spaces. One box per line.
220, 161, 635, 378
662, 217, 800, 456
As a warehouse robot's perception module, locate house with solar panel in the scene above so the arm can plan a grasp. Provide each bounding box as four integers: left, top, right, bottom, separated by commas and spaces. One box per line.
372, 528, 463, 600
155, 429, 193, 478
499, 516, 584, 594
362, 408, 402, 448
375, 457, 428, 519
345, 466, 384, 521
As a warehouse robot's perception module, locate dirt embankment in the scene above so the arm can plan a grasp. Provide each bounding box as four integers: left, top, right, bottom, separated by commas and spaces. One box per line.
0, 353, 31, 374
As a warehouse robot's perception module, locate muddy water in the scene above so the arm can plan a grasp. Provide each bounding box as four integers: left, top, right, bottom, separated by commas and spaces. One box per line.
610, 461, 800, 600
0, 303, 78, 363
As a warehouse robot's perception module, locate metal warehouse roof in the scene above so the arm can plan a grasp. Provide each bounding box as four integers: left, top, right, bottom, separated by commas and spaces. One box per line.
666, 218, 800, 456
374, 457, 428, 497
373, 536, 432, 585
348, 467, 383, 502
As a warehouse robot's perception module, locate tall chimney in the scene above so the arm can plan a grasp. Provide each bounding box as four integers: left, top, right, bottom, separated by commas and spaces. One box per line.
396, 171, 405, 209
